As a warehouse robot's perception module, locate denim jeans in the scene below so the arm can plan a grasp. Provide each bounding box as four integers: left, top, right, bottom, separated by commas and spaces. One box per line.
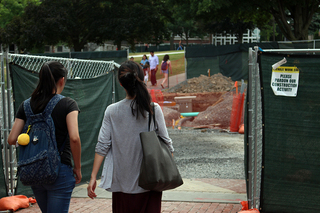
31, 163, 75, 213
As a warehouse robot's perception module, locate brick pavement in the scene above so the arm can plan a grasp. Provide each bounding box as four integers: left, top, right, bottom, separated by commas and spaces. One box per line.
15, 178, 246, 212
17, 198, 242, 213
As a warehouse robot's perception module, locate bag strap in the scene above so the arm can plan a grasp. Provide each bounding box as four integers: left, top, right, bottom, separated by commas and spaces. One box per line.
59, 133, 68, 155
148, 102, 156, 132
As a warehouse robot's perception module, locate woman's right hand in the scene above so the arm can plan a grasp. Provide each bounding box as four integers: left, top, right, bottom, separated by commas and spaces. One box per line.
87, 178, 97, 199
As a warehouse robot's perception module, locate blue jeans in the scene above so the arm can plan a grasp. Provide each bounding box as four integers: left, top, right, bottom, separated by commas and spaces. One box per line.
31, 164, 75, 213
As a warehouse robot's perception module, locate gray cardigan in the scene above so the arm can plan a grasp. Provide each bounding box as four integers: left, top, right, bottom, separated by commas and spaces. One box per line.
95, 99, 174, 194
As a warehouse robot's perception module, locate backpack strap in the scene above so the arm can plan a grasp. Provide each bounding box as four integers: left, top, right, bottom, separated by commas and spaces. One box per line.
23, 98, 33, 118
43, 94, 64, 117
23, 94, 64, 118
59, 133, 69, 155
43, 94, 65, 154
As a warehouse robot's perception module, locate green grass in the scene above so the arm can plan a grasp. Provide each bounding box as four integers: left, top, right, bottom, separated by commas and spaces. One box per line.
130, 51, 185, 80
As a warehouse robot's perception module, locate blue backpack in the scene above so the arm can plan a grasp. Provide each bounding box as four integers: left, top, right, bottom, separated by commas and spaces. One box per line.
18, 94, 65, 186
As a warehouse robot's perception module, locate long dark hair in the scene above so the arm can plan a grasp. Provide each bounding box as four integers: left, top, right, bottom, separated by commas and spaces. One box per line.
163, 54, 169, 62
31, 61, 68, 112
118, 60, 152, 118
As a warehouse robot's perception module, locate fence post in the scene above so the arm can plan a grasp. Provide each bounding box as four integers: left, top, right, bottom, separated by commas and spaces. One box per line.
184, 46, 187, 80
112, 64, 116, 104
247, 47, 253, 208
253, 46, 259, 208
6, 52, 14, 195
1, 51, 9, 196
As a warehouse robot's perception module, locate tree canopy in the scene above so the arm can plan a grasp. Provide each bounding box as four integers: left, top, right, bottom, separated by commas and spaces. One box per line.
189, 0, 271, 43
255, 0, 320, 40
1, 0, 171, 52
1, 0, 320, 52
100, 0, 170, 51
0, 0, 39, 28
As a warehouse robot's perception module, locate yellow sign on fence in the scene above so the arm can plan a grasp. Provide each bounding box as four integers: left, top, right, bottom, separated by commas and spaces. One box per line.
271, 66, 299, 97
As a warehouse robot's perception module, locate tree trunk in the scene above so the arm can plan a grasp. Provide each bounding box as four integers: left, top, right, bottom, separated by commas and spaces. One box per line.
73, 39, 84, 52
237, 33, 243, 44
116, 41, 121, 50
271, 0, 317, 40
170, 35, 174, 50
209, 34, 213, 44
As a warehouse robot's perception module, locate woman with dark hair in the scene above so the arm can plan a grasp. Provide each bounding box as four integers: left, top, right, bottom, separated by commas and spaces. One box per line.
8, 61, 82, 213
140, 54, 148, 67
140, 54, 149, 83
87, 60, 174, 213
160, 54, 172, 88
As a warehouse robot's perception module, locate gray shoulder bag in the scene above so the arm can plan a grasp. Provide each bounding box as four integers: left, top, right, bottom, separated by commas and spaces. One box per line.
138, 103, 183, 191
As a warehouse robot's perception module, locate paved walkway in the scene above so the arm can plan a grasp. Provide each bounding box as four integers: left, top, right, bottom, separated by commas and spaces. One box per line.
146, 72, 186, 91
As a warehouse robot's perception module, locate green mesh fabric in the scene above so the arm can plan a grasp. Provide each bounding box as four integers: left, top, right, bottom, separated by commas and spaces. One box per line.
259, 53, 320, 213
10, 63, 126, 195
185, 43, 278, 81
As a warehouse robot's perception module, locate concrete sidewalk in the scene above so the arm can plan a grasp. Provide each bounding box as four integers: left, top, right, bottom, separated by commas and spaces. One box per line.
147, 72, 186, 91
71, 178, 246, 203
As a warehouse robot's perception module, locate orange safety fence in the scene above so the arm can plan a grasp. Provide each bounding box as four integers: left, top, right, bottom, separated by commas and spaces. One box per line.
238, 201, 260, 213
148, 89, 164, 108
229, 90, 245, 132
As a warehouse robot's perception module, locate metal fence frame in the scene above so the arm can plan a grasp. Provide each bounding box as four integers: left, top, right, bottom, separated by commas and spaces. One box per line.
0, 53, 120, 196
247, 46, 263, 209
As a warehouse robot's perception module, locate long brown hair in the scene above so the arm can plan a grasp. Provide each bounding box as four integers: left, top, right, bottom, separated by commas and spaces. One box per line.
163, 54, 169, 62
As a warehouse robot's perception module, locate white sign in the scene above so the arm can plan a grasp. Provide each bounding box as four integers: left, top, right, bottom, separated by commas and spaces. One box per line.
270, 66, 299, 97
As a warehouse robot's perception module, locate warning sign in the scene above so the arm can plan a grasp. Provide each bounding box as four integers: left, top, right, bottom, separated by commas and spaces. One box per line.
270, 66, 299, 97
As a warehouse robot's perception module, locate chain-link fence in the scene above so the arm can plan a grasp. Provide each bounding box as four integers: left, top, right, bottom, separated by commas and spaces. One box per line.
246, 47, 263, 209
10, 54, 119, 79
1, 53, 120, 196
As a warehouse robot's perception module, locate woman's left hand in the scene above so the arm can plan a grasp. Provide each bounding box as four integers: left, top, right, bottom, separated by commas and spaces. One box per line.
73, 168, 82, 184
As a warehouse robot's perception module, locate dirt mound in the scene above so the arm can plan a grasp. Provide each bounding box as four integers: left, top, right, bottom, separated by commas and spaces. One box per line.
162, 92, 226, 112
162, 107, 181, 127
159, 73, 243, 130
166, 73, 235, 93
184, 92, 234, 129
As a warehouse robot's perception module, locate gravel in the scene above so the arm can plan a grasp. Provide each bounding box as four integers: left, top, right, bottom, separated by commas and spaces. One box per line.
168, 128, 245, 179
